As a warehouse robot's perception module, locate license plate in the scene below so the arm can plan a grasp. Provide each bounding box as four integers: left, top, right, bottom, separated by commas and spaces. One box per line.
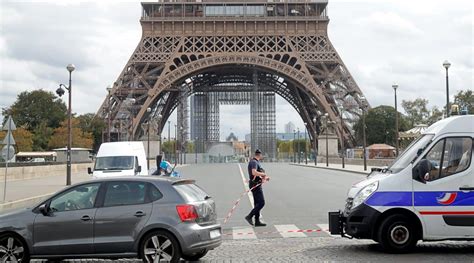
210, 229, 221, 239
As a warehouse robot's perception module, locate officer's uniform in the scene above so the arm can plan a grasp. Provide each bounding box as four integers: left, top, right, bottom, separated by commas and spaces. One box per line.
245, 154, 266, 226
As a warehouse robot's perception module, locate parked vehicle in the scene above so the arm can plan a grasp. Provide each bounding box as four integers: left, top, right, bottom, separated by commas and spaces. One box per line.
0, 177, 221, 262
88, 142, 148, 178
329, 115, 474, 253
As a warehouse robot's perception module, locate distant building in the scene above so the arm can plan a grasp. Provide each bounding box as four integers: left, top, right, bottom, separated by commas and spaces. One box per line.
276, 132, 308, 141
226, 132, 238, 142
284, 122, 296, 134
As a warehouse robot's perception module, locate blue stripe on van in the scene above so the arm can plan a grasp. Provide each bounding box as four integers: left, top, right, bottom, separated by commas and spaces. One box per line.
365, 191, 474, 207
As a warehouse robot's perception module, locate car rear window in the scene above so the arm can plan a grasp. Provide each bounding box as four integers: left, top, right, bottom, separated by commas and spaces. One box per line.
173, 183, 208, 202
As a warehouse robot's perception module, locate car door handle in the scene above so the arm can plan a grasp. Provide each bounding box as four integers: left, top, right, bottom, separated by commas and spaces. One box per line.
81, 215, 92, 221
134, 211, 146, 217
459, 186, 474, 191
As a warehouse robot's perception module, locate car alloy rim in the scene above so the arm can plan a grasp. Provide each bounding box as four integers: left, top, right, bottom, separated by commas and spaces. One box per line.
390, 225, 410, 245
144, 234, 174, 262
0, 236, 25, 262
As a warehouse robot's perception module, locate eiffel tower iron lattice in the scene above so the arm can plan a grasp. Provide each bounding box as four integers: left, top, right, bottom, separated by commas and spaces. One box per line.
96, 0, 369, 157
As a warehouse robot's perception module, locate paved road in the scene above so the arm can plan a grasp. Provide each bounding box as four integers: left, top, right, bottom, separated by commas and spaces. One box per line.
8, 162, 473, 262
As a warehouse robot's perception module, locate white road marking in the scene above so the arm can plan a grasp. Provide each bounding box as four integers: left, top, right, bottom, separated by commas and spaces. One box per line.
317, 224, 332, 236
232, 227, 257, 240
274, 224, 307, 238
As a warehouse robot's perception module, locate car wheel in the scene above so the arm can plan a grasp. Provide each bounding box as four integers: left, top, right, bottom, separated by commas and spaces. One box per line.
0, 233, 30, 262
377, 214, 418, 253
182, 249, 208, 261
140, 230, 181, 263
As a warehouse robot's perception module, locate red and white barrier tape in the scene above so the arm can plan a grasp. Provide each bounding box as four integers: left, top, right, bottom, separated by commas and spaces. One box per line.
223, 180, 266, 224
224, 228, 330, 236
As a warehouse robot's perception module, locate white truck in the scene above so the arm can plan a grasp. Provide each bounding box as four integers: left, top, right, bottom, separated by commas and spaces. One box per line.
88, 141, 148, 178
329, 115, 474, 253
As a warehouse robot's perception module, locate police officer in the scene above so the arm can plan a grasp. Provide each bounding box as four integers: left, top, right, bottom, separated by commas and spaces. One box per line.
245, 149, 270, 227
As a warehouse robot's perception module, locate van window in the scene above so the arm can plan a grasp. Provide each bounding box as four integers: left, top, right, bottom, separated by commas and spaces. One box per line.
423, 137, 473, 182
95, 156, 134, 170
388, 134, 434, 173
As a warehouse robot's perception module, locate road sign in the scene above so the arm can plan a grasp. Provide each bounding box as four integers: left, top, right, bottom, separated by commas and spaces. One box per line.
1, 145, 15, 161
2, 116, 16, 131
2, 132, 15, 145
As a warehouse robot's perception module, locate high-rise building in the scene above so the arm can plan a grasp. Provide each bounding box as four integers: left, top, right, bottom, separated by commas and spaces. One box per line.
284, 122, 296, 134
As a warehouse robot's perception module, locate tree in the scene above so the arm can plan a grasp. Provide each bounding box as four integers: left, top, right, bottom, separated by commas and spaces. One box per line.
48, 118, 93, 149
32, 121, 54, 151
2, 90, 67, 131
354, 105, 409, 146
454, 90, 474, 114
401, 99, 430, 127
0, 127, 33, 152
77, 113, 106, 152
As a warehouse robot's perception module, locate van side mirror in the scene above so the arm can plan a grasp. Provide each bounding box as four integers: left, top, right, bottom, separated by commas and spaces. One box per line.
87, 167, 93, 175
137, 166, 142, 173
412, 159, 432, 184
38, 203, 50, 216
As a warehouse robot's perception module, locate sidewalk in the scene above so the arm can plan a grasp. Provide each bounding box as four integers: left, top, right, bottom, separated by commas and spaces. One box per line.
290, 162, 375, 175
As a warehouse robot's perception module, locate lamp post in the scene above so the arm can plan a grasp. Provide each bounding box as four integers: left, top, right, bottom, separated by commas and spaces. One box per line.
360, 96, 368, 171
106, 86, 112, 142
157, 114, 162, 157
313, 117, 318, 166
392, 83, 399, 156
304, 122, 308, 165
56, 64, 75, 186
338, 106, 345, 168
195, 136, 198, 164
127, 98, 136, 141
297, 128, 300, 164
293, 129, 296, 163
443, 60, 451, 118
174, 124, 178, 164
180, 126, 184, 165
323, 113, 329, 167
146, 107, 152, 169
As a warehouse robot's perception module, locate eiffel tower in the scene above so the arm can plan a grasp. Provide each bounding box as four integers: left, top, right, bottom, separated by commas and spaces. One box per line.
97, 0, 368, 158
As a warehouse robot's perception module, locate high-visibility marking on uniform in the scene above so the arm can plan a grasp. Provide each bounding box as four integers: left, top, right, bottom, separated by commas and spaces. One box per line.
232, 227, 257, 240
274, 224, 306, 238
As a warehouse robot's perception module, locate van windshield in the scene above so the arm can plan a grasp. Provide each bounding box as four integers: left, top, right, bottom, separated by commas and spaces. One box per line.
95, 156, 134, 170
388, 134, 434, 173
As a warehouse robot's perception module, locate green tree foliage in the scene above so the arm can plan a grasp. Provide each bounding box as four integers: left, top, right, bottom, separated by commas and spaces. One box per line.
354, 105, 409, 146
161, 140, 176, 156
2, 90, 67, 131
401, 98, 430, 127
77, 113, 106, 152
48, 118, 93, 149
32, 121, 54, 151
454, 89, 474, 114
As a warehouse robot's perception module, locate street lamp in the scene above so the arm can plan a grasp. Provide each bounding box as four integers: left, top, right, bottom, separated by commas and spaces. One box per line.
195, 136, 198, 164
146, 107, 152, 169
157, 114, 162, 157
304, 122, 308, 165
56, 63, 75, 186
313, 116, 318, 166
338, 106, 345, 168
392, 83, 399, 156
360, 96, 368, 171
297, 128, 300, 164
174, 124, 178, 164
106, 86, 112, 142
443, 60, 451, 118
293, 129, 296, 163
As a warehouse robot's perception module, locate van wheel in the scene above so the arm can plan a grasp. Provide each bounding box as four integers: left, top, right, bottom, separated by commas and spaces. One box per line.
182, 249, 208, 261
377, 214, 418, 253
0, 233, 30, 263
140, 230, 181, 263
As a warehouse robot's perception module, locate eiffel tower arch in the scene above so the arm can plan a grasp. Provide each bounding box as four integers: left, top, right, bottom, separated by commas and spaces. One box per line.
97, 0, 368, 157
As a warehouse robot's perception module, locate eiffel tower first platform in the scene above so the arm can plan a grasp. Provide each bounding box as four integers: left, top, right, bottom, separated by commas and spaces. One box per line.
96, 0, 369, 158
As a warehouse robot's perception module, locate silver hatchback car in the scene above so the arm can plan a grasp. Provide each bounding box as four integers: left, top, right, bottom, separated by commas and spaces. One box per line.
0, 177, 221, 262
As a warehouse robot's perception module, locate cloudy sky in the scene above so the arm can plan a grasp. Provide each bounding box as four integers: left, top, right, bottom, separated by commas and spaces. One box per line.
1, 0, 472, 140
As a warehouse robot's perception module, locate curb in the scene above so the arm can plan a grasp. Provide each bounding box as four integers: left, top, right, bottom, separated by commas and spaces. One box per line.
290, 163, 370, 175
0, 193, 53, 211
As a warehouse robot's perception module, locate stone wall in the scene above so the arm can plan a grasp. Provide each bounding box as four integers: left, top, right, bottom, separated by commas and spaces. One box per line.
0, 163, 93, 181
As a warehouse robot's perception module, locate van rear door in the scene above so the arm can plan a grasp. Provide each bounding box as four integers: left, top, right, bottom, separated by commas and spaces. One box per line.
412, 136, 474, 239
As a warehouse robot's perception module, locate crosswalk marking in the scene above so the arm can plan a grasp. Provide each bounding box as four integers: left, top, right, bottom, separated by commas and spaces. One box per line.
317, 224, 331, 236
232, 227, 257, 240
274, 224, 307, 238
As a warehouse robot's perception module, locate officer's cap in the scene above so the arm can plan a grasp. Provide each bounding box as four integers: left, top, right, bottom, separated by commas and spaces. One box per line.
255, 149, 262, 154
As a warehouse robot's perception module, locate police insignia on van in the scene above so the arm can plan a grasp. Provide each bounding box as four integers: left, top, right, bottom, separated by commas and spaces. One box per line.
329, 115, 474, 253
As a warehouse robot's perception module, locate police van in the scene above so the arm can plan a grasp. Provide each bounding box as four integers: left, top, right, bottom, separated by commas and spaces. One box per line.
329, 115, 474, 253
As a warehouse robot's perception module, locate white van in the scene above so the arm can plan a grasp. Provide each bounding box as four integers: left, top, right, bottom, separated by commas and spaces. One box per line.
88, 142, 148, 178
329, 115, 474, 253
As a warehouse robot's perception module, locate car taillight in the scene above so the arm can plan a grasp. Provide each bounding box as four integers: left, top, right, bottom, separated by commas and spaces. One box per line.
176, 205, 198, 222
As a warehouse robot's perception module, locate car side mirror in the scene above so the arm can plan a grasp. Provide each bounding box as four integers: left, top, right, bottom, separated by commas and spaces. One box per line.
137, 166, 142, 173
38, 204, 50, 216
412, 159, 432, 184
87, 167, 93, 175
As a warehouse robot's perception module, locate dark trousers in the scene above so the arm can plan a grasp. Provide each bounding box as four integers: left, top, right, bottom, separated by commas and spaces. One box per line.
248, 187, 265, 223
